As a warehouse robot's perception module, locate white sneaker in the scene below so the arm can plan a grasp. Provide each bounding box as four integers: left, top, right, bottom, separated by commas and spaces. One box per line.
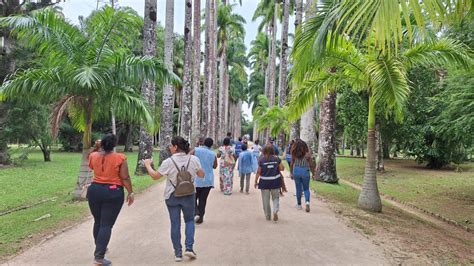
194, 215, 200, 223
175, 256, 183, 262
184, 249, 197, 259
305, 202, 310, 212
296, 204, 302, 210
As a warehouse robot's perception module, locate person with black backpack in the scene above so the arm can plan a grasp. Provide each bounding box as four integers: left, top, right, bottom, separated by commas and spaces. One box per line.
143, 136, 205, 262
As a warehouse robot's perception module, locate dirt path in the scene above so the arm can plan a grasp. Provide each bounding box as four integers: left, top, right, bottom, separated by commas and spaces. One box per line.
4, 168, 388, 265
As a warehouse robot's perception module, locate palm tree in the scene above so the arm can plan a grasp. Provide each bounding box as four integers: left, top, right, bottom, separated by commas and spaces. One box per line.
216, 3, 245, 139
136, 0, 158, 175
159, 0, 175, 163
0, 7, 175, 198
299, 0, 317, 152
206, 0, 218, 142
291, 32, 470, 213
179, 0, 193, 141
277, 0, 290, 148
289, 0, 303, 141
191, 0, 201, 146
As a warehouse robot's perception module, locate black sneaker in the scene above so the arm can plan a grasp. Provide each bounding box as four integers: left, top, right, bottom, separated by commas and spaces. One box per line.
184, 249, 197, 259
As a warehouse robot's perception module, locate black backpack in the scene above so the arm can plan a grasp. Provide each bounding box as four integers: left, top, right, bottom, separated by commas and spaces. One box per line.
170, 157, 195, 197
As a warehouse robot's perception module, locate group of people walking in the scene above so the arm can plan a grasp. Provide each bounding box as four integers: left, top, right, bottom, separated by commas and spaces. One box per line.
85, 133, 315, 265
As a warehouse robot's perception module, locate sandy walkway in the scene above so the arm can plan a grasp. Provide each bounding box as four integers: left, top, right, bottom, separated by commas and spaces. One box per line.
4, 167, 388, 265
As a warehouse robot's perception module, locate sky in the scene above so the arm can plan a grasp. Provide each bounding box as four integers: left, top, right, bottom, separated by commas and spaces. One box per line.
58, 0, 296, 119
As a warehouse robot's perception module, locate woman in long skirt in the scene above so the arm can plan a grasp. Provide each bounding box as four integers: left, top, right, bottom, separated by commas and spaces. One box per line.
218, 137, 236, 195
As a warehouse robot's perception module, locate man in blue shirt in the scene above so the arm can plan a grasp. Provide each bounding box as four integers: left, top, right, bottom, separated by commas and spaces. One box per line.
237, 144, 255, 194
192, 138, 217, 224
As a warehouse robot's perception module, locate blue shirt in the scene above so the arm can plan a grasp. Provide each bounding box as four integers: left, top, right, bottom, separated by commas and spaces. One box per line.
238, 150, 255, 175
194, 146, 216, 188
234, 141, 243, 157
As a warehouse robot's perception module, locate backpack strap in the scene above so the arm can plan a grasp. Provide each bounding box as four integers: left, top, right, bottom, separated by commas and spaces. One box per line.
169, 157, 180, 188
185, 156, 191, 171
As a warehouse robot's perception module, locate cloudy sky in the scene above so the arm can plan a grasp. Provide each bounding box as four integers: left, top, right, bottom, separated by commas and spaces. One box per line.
58, 0, 297, 119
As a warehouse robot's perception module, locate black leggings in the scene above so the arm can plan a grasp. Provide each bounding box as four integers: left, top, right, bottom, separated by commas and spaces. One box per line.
195, 187, 212, 222
87, 183, 124, 260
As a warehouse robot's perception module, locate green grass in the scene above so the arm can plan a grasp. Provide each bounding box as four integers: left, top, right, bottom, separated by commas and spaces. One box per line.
335, 157, 474, 229
0, 149, 157, 259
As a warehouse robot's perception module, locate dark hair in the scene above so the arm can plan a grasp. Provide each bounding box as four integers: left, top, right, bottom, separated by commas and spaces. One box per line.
262, 144, 275, 158
204, 138, 214, 148
223, 137, 231, 146
242, 144, 248, 151
238, 137, 242, 141
291, 139, 309, 159
197, 137, 204, 146
226, 132, 232, 137
171, 136, 190, 154
254, 139, 260, 145
101, 134, 117, 152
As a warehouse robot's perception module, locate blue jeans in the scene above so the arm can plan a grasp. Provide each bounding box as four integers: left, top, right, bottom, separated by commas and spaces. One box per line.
293, 166, 311, 205
165, 192, 196, 257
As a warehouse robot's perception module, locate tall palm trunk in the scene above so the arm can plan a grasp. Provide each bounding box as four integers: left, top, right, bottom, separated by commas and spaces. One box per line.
268, 8, 277, 107
124, 123, 134, 152
180, 0, 193, 141
375, 123, 385, 171
218, 45, 226, 140
290, 0, 303, 141
224, 67, 230, 134
191, 0, 201, 146
208, 0, 218, 143
74, 101, 94, 199
159, 0, 175, 163
277, 0, 290, 148
202, 0, 210, 135
0, 103, 11, 165
300, 104, 317, 152
358, 96, 382, 212
235, 100, 242, 137
136, 0, 157, 174
300, 0, 316, 150
315, 92, 338, 183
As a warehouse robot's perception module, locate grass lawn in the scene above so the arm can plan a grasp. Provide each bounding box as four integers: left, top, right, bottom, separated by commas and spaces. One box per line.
312, 181, 474, 264
0, 149, 157, 259
335, 157, 474, 230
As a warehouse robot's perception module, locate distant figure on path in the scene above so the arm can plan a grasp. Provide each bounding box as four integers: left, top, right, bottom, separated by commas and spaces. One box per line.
291, 139, 316, 212
254, 145, 284, 221
285, 140, 294, 173
234, 137, 243, 158
87, 134, 134, 266
237, 144, 255, 194
226, 132, 235, 146
251, 139, 262, 173
268, 137, 280, 156
191, 137, 218, 224
144, 136, 205, 262
218, 137, 236, 195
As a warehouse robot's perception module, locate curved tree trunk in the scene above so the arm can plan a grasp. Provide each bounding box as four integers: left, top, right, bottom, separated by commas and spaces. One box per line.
74, 102, 94, 199
191, 0, 201, 147
180, 0, 193, 141
358, 96, 382, 212
159, 0, 175, 163
315, 92, 338, 183
136, 0, 157, 175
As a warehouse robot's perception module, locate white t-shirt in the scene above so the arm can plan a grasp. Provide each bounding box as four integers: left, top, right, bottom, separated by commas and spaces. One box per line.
158, 152, 202, 199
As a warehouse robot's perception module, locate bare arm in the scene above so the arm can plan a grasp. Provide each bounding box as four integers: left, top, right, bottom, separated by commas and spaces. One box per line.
254, 166, 262, 188
197, 168, 205, 178
143, 159, 164, 180
119, 160, 134, 206
306, 152, 316, 176
278, 162, 285, 171
213, 156, 218, 169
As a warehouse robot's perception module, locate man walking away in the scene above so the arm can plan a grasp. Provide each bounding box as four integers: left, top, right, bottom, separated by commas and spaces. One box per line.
234, 137, 243, 158
238, 144, 255, 194
192, 138, 218, 224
